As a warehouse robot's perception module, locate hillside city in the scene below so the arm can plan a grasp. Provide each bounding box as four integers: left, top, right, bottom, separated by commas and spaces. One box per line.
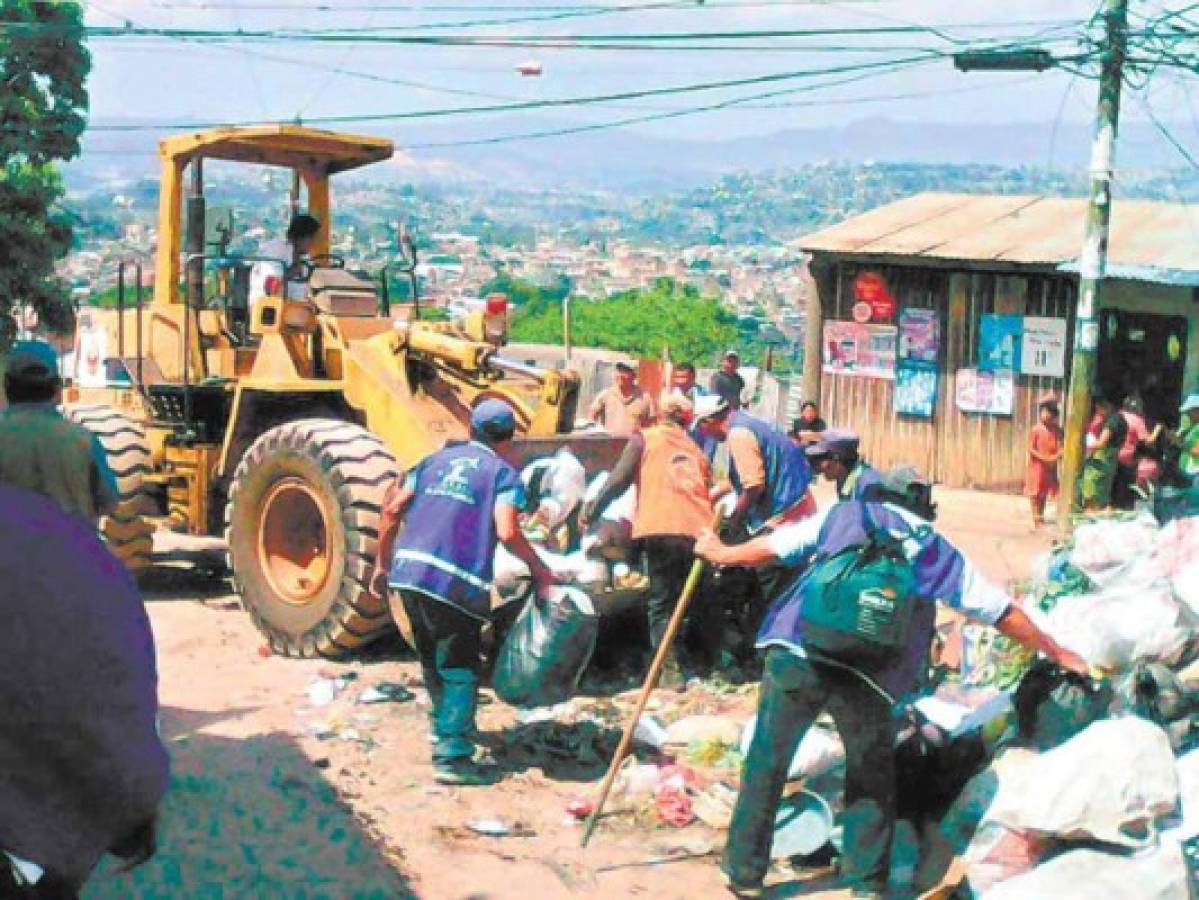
61, 160, 1199, 360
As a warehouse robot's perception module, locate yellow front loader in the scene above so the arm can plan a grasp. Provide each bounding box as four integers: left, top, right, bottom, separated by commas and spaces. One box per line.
65, 125, 623, 657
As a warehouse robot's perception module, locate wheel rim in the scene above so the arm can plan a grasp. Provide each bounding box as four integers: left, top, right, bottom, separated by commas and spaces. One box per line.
258, 478, 333, 605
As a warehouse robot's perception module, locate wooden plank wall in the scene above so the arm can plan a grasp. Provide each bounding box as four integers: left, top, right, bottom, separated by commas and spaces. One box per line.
819, 261, 1076, 491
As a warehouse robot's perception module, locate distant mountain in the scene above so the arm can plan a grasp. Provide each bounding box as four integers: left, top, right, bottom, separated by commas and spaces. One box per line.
70, 115, 1185, 190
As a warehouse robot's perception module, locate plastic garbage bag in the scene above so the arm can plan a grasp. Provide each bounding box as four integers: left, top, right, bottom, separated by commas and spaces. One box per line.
522, 449, 587, 529
492, 586, 599, 708
739, 716, 845, 780
982, 841, 1190, 900
1043, 579, 1190, 671
988, 717, 1179, 848
1013, 659, 1112, 749
1068, 515, 1160, 584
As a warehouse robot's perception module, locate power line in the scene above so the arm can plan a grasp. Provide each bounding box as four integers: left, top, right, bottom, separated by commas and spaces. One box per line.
73, 53, 947, 132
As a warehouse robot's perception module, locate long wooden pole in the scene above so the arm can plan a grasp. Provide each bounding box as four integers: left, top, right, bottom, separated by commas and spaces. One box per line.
580, 510, 722, 848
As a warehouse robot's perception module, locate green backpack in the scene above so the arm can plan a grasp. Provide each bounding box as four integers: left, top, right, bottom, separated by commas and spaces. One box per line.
799, 505, 926, 670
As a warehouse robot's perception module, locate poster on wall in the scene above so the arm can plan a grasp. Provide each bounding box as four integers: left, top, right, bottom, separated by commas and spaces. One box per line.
955, 367, 1014, 415
1020, 316, 1068, 377
894, 362, 939, 418
851, 271, 896, 323
979, 314, 1023, 372
898, 307, 940, 363
823, 320, 898, 379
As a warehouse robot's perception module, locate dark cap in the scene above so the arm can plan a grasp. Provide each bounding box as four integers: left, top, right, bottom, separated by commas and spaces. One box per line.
470, 398, 516, 440
614, 360, 635, 374
804, 429, 860, 460
3, 340, 58, 378
873, 465, 937, 520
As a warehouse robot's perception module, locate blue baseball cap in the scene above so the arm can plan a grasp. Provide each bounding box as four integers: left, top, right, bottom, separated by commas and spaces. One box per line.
470, 398, 516, 439
4, 340, 59, 378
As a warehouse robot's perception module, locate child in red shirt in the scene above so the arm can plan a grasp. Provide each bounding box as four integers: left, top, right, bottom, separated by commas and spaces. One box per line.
1025, 396, 1063, 528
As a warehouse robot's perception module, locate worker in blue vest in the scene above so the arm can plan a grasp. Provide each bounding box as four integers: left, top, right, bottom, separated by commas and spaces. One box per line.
373, 399, 558, 786
805, 430, 884, 501
695, 467, 1089, 898
695, 396, 816, 658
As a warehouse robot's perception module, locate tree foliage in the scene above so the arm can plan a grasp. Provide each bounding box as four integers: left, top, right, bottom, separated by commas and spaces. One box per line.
510, 277, 738, 363
0, 0, 90, 343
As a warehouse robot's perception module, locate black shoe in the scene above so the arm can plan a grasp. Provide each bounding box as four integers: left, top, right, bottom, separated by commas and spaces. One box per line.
433, 758, 500, 786
719, 862, 764, 898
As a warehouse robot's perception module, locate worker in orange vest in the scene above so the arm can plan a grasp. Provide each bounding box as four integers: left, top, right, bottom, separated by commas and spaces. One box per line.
581, 391, 720, 686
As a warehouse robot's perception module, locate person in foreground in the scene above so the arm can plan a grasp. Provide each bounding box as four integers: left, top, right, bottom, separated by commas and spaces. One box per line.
0, 485, 168, 898
374, 399, 557, 786
694, 467, 1088, 898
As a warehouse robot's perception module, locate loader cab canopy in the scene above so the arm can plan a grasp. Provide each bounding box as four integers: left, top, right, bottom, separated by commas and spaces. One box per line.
152, 125, 394, 310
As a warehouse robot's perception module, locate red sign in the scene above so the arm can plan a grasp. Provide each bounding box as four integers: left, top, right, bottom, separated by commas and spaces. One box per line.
852, 271, 896, 322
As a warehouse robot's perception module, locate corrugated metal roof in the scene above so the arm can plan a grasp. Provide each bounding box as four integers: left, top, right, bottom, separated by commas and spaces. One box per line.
799, 192, 1199, 282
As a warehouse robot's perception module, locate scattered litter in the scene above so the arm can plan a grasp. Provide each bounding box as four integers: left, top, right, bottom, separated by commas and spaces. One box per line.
464, 818, 535, 838
655, 784, 694, 827
692, 782, 738, 830
493, 586, 598, 708
914, 685, 1012, 738
984, 841, 1190, 900
740, 717, 844, 781
466, 818, 513, 837
633, 716, 669, 750
305, 721, 334, 740
663, 715, 741, 750
358, 683, 415, 705
306, 675, 357, 707
313, 757, 331, 769
771, 790, 835, 859
565, 798, 595, 821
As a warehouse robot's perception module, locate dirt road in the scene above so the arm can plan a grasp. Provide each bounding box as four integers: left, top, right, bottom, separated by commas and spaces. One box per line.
82, 488, 1052, 899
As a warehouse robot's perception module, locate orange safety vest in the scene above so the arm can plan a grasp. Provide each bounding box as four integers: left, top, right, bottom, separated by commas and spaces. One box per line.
633, 422, 714, 541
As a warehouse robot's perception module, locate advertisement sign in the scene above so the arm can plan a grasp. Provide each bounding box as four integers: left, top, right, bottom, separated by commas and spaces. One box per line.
74, 312, 108, 388
979, 314, 1023, 372
955, 367, 1014, 415
894, 362, 938, 418
898, 307, 940, 364
823, 321, 897, 379
1020, 316, 1068, 377
852, 271, 896, 322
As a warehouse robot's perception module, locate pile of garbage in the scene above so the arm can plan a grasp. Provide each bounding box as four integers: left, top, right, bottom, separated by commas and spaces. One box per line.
941, 511, 1199, 898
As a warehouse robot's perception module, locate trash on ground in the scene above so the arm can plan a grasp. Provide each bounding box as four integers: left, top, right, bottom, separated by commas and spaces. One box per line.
564, 798, 595, 821
633, 715, 669, 750
987, 717, 1179, 848
914, 684, 1013, 738
692, 782, 739, 830
492, 586, 598, 708
1012, 659, 1112, 749
466, 818, 515, 837
663, 715, 741, 750
358, 683, 415, 705
306, 676, 347, 707
771, 790, 835, 859
739, 716, 845, 781
982, 841, 1190, 900
655, 783, 694, 827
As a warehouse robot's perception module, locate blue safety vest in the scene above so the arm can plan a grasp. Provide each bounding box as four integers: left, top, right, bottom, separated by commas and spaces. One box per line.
728, 410, 812, 531
388, 441, 521, 619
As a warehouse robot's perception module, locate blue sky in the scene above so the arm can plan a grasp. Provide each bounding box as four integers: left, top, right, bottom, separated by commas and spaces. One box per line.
80, 1, 1198, 150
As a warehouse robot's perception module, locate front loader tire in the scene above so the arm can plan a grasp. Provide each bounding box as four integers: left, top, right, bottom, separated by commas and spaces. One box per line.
225, 418, 399, 658
64, 404, 156, 571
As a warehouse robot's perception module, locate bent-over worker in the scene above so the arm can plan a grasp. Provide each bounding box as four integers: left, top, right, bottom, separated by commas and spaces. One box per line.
581, 392, 720, 686
695, 467, 1088, 899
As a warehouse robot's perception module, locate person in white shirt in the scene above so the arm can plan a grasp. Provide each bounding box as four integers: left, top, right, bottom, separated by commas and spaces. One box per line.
249, 212, 321, 307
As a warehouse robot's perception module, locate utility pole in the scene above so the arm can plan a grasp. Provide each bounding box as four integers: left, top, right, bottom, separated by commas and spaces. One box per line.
954, 0, 1128, 533
1058, 0, 1128, 533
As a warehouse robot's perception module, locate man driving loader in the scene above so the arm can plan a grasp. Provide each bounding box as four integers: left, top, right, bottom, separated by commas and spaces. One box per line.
250, 211, 321, 305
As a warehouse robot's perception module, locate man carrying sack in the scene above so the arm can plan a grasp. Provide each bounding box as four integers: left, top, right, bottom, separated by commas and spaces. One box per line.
373, 399, 557, 786
695, 467, 1089, 898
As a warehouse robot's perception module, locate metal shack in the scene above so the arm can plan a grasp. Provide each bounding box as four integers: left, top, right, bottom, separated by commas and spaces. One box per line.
799, 192, 1199, 491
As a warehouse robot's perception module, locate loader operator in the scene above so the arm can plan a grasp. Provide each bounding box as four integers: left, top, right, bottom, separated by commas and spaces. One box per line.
250, 211, 321, 305
0, 340, 119, 526
695, 467, 1089, 899
373, 399, 558, 786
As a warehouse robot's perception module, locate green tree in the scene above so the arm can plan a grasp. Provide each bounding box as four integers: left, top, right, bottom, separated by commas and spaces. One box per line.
0, 0, 90, 346
510, 277, 738, 363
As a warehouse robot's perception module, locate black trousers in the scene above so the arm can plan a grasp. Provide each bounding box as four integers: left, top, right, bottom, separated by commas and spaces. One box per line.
642, 535, 721, 670
725, 648, 897, 893
397, 590, 483, 763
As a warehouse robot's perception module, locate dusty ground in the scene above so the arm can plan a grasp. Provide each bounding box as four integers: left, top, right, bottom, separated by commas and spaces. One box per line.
82, 487, 1054, 900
